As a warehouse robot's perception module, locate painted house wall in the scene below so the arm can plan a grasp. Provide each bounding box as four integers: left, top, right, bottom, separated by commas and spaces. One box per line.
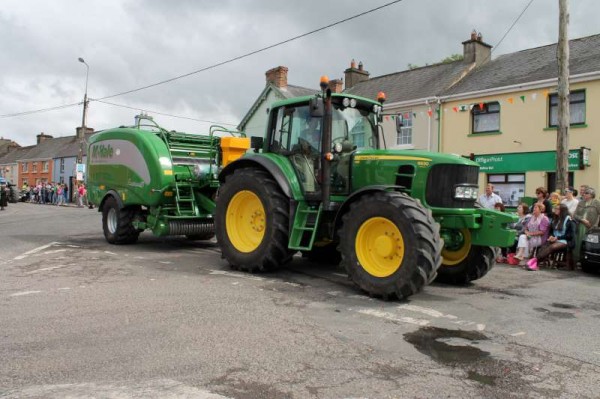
19, 159, 53, 187
242, 90, 283, 139
379, 103, 439, 151
441, 79, 600, 201
53, 156, 78, 184
0, 162, 18, 185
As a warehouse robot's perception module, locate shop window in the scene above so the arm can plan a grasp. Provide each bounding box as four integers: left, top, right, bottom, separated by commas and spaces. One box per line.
549, 90, 585, 127
396, 112, 412, 145
472, 102, 500, 133
487, 173, 525, 207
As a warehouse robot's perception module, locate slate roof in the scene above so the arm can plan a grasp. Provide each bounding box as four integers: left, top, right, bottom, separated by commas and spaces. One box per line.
0, 133, 96, 164
444, 33, 600, 95
346, 61, 472, 103
0, 145, 36, 164
279, 84, 318, 98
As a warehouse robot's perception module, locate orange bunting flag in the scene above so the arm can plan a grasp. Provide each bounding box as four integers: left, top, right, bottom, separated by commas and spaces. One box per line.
452, 107, 458, 113
479, 103, 484, 110
507, 98, 514, 104
427, 109, 433, 117
543, 90, 549, 97
404, 112, 410, 119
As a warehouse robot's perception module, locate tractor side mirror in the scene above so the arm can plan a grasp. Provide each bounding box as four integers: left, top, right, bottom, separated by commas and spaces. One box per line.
250, 136, 264, 153
309, 97, 324, 117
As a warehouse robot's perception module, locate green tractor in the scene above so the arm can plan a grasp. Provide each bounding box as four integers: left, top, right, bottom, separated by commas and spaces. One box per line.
216, 79, 516, 298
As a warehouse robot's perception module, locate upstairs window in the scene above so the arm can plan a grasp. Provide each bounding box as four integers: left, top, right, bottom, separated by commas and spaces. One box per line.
42, 161, 49, 172
549, 90, 585, 127
472, 102, 500, 133
396, 111, 412, 145
60, 158, 65, 173
22, 163, 28, 173
32, 162, 38, 172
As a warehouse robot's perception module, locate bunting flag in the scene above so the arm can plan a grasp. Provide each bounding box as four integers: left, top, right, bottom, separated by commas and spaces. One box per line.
543, 90, 549, 97
479, 102, 484, 110
385, 116, 390, 121
507, 98, 514, 104
404, 112, 410, 119
413, 112, 417, 118
391, 115, 395, 120
469, 104, 474, 110
520, 95, 526, 103
531, 93, 538, 101
452, 107, 458, 113
459, 105, 468, 112
427, 109, 433, 117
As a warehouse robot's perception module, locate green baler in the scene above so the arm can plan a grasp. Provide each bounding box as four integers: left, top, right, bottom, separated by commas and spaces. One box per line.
87, 115, 245, 244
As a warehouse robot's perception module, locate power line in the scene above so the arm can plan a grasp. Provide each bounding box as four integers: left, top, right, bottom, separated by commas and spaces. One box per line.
93, 99, 238, 126
0, 101, 81, 118
96, 0, 404, 100
490, 0, 535, 56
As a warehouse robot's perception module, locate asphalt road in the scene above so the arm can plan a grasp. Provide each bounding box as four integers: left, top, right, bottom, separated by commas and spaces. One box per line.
1, 202, 599, 398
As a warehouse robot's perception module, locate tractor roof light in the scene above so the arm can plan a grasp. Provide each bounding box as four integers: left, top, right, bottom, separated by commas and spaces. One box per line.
320, 75, 329, 90
324, 152, 334, 161
377, 91, 386, 103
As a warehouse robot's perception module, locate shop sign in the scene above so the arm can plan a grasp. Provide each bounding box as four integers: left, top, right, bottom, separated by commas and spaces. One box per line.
474, 150, 580, 173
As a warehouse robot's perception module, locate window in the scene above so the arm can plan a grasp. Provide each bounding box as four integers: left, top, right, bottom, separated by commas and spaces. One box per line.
42, 161, 48, 172
546, 172, 574, 194
22, 163, 28, 173
396, 111, 412, 145
32, 162, 38, 172
60, 158, 65, 173
487, 173, 525, 207
472, 102, 500, 133
549, 90, 585, 127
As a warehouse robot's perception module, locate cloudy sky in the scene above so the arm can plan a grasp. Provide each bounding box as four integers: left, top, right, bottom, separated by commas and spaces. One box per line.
1, 0, 598, 146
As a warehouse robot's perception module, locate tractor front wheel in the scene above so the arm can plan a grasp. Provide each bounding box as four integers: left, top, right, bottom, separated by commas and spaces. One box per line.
215, 168, 293, 272
436, 228, 494, 284
339, 191, 442, 299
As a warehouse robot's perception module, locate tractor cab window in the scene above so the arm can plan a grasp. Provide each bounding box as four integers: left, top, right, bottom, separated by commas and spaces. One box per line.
331, 104, 377, 151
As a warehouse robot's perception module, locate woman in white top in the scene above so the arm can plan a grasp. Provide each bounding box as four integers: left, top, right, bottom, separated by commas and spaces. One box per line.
561, 187, 579, 216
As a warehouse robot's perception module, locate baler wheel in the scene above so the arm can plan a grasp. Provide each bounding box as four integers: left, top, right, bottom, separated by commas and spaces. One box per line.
339, 191, 442, 299
102, 196, 140, 244
216, 168, 293, 272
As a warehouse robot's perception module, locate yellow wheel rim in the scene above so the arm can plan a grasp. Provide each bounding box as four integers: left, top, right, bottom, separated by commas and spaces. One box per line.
442, 228, 472, 266
225, 190, 266, 253
355, 217, 405, 278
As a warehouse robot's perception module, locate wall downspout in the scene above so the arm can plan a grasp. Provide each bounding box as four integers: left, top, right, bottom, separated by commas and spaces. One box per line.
437, 100, 443, 153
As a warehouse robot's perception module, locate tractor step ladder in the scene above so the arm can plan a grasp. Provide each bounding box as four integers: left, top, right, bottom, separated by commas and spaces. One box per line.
173, 178, 199, 217
289, 202, 322, 250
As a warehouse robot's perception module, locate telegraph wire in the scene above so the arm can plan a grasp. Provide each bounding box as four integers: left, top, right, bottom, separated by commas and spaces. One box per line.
488, 0, 535, 59
97, 0, 404, 100
93, 99, 238, 126
0, 102, 81, 118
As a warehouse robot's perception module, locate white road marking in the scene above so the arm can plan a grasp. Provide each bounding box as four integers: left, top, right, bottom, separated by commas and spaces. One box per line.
209, 269, 265, 281
58, 287, 71, 291
104, 251, 117, 255
159, 261, 172, 264
511, 331, 526, 336
357, 309, 430, 326
476, 324, 486, 331
65, 244, 81, 248
327, 291, 342, 296
14, 242, 61, 260
38, 249, 67, 255
398, 304, 459, 319
10, 290, 42, 297
25, 265, 68, 275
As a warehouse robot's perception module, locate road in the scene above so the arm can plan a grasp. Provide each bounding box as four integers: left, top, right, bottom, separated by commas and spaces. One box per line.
1, 202, 599, 398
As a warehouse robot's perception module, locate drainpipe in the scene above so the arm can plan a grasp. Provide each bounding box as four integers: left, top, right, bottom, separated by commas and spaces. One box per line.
437, 99, 443, 153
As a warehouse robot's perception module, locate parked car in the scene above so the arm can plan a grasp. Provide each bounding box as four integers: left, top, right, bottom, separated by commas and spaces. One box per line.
581, 227, 600, 273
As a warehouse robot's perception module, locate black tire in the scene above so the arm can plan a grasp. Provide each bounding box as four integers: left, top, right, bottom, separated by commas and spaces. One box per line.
339, 191, 442, 299
102, 197, 140, 244
186, 232, 216, 241
215, 168, 293, 272
302, 244, 342, 265
436, 244, 495, 284
580, 260, 596, 274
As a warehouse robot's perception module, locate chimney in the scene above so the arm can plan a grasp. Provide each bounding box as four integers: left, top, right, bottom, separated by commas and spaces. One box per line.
265, 66, 288, 88
76, 126, 94, 139
344, 59, 370, 90
36, 132, 53, 144
329, 79, 344, 93
462, 30, 492, 67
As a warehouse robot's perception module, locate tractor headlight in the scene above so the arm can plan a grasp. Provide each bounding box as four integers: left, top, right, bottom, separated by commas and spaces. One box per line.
454, 185, 478, 200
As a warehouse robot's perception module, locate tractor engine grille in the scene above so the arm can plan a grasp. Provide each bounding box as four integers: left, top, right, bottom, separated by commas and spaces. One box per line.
425, 164, 479, 208
168, 220, 214, 235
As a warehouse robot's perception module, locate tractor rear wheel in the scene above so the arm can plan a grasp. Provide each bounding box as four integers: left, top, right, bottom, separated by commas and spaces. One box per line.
339, 191, 442, 299
102, 196, 140, 244
436, 229, 494, 284
216, 168, 293, 272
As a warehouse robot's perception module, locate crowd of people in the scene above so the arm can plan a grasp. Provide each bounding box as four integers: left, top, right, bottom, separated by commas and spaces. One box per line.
21, 182, 91, 208
480, 183, 600, 271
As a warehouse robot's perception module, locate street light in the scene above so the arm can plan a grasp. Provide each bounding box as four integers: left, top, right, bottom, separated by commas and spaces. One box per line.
77, 57, 89, 165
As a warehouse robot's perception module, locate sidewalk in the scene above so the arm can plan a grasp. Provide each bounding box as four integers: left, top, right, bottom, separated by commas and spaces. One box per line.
21, 201, 95, 209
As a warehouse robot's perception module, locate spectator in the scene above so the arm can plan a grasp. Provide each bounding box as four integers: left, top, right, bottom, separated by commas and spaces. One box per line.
494, 202, 507, 262
0, 180, 7, 210
526, 204, 575, 271
479, 183, 503, 209
56, 184, 65, 206
515, 203, 550, 263
510, 203, 531, 256
572, 186, 600, 263
549, 191, 561, 208
77, 184, 85, 208
578, 185, 589, 201
63, 184, 69, 203
561, 187, 579, 216
533, 187, 552, 219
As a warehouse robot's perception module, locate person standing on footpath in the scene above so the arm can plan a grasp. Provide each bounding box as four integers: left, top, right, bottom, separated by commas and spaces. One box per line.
478, 183, 503, 209
572, 187, 600, 263
561, 187, 579, 216
0, 180, 7, 210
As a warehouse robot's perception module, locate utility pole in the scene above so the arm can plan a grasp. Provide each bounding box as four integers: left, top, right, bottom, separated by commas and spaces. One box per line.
78, 58, 90, 166
556, 0, 570, 193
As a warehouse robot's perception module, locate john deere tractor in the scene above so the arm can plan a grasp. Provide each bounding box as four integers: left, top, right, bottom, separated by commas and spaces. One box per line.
216, 78, 516, 299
